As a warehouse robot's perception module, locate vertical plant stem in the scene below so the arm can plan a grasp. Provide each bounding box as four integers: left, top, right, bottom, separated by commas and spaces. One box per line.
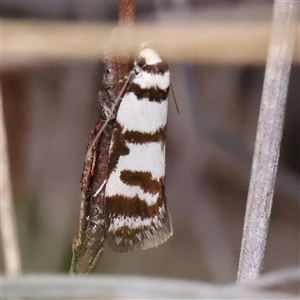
237, 0, 298, 283
119, 0, 135, 26
0, 87, 22, 276
71, 1, 136, 273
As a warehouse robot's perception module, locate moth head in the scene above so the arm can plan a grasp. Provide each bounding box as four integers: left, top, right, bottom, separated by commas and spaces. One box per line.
138, 42, 162, 66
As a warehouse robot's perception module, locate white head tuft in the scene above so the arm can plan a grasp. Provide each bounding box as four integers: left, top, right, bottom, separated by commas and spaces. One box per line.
138, 45, 162, 65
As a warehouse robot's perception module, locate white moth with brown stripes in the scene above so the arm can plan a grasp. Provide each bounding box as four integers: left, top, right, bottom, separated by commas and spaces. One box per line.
105, 45, 173, 252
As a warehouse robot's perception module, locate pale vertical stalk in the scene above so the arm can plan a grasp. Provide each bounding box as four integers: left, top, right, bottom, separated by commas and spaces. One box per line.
0, 86, 22, 276
237, 1, 298, 283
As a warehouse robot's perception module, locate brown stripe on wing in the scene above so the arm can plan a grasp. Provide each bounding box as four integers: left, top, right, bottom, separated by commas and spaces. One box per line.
120, 170, 162, 195
136, 58, 169, 75
107, 122, 166, 176
106, 178, 164, 219
127, 83, 169, 102
106, 190, 172, 252
124, 126, 166, 144
108, 206, 172, 252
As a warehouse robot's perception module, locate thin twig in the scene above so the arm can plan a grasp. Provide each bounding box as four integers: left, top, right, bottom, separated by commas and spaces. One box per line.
119, 0, 135, 26
0, 86, 22, 276
71, 0, 135, 274
237, 0, 299, 283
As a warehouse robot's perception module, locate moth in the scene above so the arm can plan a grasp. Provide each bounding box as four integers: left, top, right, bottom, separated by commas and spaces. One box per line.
105, 45, 173, 252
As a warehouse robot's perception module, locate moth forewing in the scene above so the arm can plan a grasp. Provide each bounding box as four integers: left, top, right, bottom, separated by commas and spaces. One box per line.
105, 45, 173, 252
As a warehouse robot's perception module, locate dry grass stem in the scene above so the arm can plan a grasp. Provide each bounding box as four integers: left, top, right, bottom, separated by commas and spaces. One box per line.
2, 274, 298, 299
0, 87, 22, 276
3, 18, 299, 69
237, 0, 299, 283
248, 266, 300, 291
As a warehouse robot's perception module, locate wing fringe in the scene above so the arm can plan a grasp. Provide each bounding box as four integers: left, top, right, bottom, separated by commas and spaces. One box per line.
108, 209, 172, 252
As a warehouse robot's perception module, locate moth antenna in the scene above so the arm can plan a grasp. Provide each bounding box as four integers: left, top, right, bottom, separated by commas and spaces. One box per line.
93, 179, 107, 197
86, 71, 134, 160
170, 82, 179, 114
86, 63, 149, 160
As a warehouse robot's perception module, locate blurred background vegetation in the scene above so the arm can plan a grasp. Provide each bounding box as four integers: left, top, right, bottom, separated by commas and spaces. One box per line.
1, 0, 299, 283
